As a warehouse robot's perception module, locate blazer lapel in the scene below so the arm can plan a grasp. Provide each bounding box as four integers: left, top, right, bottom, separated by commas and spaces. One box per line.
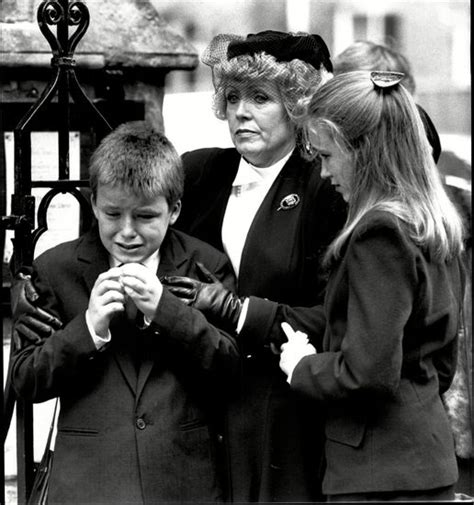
77, 227, 110, 293
135, 229, 188, 402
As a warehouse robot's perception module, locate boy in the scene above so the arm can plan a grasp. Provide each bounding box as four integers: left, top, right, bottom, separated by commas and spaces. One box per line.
10, 121, 239, 503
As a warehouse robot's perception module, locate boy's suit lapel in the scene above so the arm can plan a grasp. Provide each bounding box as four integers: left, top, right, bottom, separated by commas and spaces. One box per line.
77, 227, 110, 293
135, 229, 188, 402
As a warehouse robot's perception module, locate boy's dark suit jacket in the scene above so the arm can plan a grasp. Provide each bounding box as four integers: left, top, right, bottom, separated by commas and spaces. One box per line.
11, 226, 239, 504
176, 147, 347, 502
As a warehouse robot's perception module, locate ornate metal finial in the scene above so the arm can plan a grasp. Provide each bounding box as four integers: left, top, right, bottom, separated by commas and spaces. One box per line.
37, 0, 90, 67
12, 0, 111, 246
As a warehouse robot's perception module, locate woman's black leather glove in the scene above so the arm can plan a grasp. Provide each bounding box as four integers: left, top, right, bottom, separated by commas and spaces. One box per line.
162, 262, 243, 334
10, 271, 63, 349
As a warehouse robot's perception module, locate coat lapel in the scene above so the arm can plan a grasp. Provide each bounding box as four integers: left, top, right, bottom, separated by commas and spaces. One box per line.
135, 229, 189, 402
77, 227, 110, 293
239, 153, 307, 296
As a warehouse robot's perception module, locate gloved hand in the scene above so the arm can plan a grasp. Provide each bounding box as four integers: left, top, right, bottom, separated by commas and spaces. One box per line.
279, 322, 316, 383
162, 262, 242, 334
10, 271, 63, 349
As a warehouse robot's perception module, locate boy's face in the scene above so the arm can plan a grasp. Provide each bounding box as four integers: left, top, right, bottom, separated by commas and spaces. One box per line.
91, 182, 181, 264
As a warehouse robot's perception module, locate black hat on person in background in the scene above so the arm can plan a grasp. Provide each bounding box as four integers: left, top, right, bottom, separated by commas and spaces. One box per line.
227, 30, 333, 72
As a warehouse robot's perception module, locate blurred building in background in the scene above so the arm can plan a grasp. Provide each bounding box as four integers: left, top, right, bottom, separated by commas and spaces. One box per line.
157, 0, 470, 157
1, 0, 471, 502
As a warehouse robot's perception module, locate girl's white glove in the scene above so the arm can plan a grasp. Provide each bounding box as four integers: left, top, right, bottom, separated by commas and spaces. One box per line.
279, 322, 316, 384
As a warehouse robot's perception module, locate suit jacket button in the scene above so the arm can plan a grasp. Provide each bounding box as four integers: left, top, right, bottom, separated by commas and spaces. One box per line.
217, 434, 224, 443
136, 417, 146, 430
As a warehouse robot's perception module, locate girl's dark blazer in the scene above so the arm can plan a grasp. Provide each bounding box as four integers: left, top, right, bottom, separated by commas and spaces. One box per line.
291, 210, 463, 496
176, 147, 347, 501
11, 227, 239, 504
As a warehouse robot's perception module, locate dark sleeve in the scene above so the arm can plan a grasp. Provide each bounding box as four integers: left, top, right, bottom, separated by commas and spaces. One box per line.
11, 259, 98, 402
291, 221, 417, 401
150, 290, 240, 383
153, 234, 240, 383
238, 299, 326, 356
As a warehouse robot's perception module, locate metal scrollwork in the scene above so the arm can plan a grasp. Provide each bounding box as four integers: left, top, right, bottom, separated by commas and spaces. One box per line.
43, 0, 64, 24
3, 2, 112, 503
38, 1, 64, 54
38, 0, 90, 56
68, 2, 84, 24
68, 2, 90, 54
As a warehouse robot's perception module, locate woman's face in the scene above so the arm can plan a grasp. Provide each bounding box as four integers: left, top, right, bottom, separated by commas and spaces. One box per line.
311, 129, 355, 202
225, 80, 296, 167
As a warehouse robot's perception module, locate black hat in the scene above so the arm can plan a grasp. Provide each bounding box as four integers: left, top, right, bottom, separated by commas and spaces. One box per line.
227, 30, 333, 72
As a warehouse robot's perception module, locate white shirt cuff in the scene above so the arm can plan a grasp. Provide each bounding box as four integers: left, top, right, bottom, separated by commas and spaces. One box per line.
86, 309, 111, 350
236, 297, 249, 334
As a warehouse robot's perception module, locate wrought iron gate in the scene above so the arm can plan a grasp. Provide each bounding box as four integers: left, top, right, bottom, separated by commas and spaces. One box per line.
0, 1, 144, 502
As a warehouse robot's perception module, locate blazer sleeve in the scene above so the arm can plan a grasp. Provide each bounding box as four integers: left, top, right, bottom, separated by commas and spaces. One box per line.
151, 234, 240, 383
291, 219, 418, 401
238, 298, 326, 355
11, 260, 99, 402
149, 289, 240, 381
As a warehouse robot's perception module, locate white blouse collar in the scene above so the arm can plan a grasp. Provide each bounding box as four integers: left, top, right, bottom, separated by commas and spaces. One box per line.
232, 150, 293, 187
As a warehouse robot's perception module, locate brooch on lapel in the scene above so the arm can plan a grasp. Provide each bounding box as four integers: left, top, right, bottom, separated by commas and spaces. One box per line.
277, 193, 300, 211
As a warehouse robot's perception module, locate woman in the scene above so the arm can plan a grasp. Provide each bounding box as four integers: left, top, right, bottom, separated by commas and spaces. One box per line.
167, 31, 347, 501
279, 70, 465, 501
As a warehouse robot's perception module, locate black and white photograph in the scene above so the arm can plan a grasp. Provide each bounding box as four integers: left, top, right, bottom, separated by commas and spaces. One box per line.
1, 1, 471, 504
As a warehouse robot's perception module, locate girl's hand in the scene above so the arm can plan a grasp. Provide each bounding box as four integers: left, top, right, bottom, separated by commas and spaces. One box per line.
279, 322, 316, 383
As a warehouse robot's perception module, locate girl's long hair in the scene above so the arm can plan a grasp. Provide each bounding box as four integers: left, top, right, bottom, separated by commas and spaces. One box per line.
299, 71, 464, 263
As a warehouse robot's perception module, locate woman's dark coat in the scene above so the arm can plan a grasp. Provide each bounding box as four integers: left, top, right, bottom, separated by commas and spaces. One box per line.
176, 147, 346, 501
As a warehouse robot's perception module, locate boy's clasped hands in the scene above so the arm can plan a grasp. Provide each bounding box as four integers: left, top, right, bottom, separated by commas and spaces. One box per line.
88, 263, 162, 338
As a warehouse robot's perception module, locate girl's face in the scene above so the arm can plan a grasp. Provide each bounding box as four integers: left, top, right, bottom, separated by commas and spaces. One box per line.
310, 129, 355, 202
225, 80, 296, 168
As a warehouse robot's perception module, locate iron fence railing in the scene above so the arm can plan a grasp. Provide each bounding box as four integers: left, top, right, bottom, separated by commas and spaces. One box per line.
1, 1, 112, 503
